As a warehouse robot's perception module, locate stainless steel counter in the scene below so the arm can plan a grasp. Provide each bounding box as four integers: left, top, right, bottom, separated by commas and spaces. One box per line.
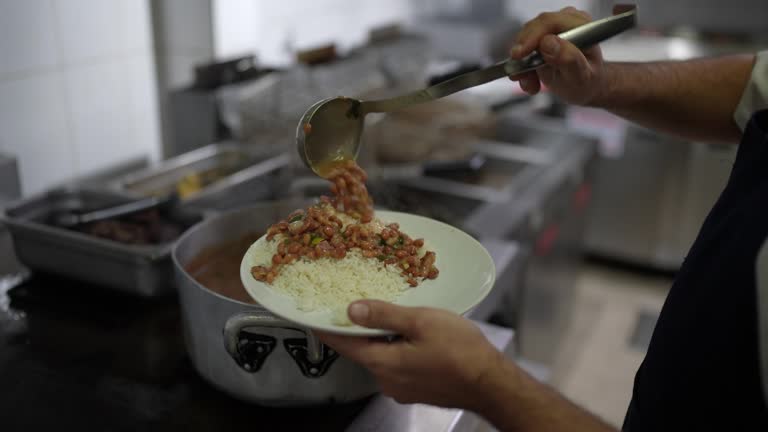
0, 152, 22, 276
0, 229, 22, 276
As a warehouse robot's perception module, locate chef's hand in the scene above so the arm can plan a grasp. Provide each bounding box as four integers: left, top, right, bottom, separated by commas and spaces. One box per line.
318, 300, 503, 410
509, 6, 605, 106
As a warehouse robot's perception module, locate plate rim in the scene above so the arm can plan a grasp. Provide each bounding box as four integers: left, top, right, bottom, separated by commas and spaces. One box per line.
239, 210, 496, 336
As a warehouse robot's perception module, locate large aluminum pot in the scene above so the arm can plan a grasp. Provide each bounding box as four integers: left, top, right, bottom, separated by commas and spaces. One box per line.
172, 201, 378, 405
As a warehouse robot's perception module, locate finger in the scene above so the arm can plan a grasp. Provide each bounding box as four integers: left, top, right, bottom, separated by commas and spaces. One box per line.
561, 6, 592, 20
519, 74, 541, 95
508, 70, 537, 82
538, 35, 591, 82
347, 300, 420, 335
582, 45, 602, 63
536, 64, 555, 87
317, 331, 400, 365
511, 11, 590, 59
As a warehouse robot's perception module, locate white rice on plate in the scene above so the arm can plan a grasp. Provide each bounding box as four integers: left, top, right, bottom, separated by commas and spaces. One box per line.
249, 232, 422, 325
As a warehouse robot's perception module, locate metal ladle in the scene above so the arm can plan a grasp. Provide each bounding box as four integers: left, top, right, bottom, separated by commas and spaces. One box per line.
296, 4, 637, 177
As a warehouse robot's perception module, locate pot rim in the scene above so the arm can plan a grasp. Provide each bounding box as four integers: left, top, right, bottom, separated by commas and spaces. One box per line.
171, 200, 311, 307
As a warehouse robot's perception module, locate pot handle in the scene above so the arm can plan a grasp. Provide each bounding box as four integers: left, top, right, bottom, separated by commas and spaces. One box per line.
223, 311, 325, 372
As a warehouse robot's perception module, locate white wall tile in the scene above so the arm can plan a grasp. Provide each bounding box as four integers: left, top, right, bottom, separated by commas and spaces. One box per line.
0, 1, 160, 195
0, 0, 59, 76
64, 61, 140, 176
510, 0, 594, 20
53, 0, 151, 63
126, 57, 161, 163
212, 0, 260, 59
357, 0, 414, 28
116, 0, 152, 53
161, 0, 213, 53
0, 74, 76, 195
212, 0, 414, 66
53, 0, 122, 63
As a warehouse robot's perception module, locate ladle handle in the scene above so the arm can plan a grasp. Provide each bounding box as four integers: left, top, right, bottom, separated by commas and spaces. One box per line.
504, 4, 638, 75
361, 4, 637, 114
564, 4, 637, 51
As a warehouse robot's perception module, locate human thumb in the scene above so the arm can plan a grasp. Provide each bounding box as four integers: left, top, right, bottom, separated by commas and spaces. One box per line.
348, 300, 417, 335
539, 34, 591, 82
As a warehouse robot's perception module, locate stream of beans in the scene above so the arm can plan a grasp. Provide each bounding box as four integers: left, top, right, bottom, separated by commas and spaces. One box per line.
251, 160, 438, 286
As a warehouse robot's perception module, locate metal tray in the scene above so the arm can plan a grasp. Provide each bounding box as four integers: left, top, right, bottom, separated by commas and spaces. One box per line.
2, 187, 202, 297
113, 142, 290, 211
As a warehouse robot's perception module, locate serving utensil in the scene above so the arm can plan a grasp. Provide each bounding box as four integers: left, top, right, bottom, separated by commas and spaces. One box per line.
296, 4, 637, 176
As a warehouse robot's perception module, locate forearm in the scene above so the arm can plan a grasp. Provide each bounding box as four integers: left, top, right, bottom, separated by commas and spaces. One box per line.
473, 357, 616, 432
592, 54, 756, 143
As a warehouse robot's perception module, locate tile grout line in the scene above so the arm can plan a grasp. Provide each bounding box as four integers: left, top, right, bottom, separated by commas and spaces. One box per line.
48, 0, 79, 178
0, 51, 154, 84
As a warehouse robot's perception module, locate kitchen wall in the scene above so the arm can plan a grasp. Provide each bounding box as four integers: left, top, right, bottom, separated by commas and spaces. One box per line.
510, 0, 595, 19
152, 0, 214, 90
0, 0, 160, 196
594, 0, 768, 34
150, 0, 214, 158
212, 0, 415, 65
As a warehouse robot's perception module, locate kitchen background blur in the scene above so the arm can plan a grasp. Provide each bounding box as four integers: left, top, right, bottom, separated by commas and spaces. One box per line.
1, 0, 766, 430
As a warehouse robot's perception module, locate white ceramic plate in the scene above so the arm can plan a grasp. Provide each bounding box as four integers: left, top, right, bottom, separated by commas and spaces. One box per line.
240, 210, 495, 336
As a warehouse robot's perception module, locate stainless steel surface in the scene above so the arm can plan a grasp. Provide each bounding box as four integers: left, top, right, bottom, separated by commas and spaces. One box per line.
394, 156, 541, 203
469, 239, 526, 322
0, 153, 21, 203
172, 203, 378, 405
52, 195, 173, 228
381, 135, 551, 204
2, 188, 199, 297
181, 153, 291, 212
223, 312, 324, 364
114, 143, 289, 210
0, 228, 22, 276
0, 153, 21, 261
514, 140, 596, 368
576, 35, 759, 270
583, 122, 690, 269
73, 156, 150, 189
587, 132, 736, 270
376, 154, 487, 181
296, 97, 362, 176
596, 0, 768, 34
346, 321, 514, 432
464, 118, 599, 367
295, 6, 635, 175
473, 139, 554, 165
417, 15, 521, 63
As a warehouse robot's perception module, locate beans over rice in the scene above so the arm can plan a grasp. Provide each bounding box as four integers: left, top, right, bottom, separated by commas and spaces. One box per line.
250, 160, 439, 313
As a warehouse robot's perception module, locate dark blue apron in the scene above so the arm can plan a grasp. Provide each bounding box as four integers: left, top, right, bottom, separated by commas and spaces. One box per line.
623, 110, 768, 430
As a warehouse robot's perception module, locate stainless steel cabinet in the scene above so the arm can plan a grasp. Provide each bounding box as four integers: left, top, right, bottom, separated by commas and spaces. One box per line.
584, 124, 736, 271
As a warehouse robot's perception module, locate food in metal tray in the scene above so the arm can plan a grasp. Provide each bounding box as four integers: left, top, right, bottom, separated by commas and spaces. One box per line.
61, 209, 185, 245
